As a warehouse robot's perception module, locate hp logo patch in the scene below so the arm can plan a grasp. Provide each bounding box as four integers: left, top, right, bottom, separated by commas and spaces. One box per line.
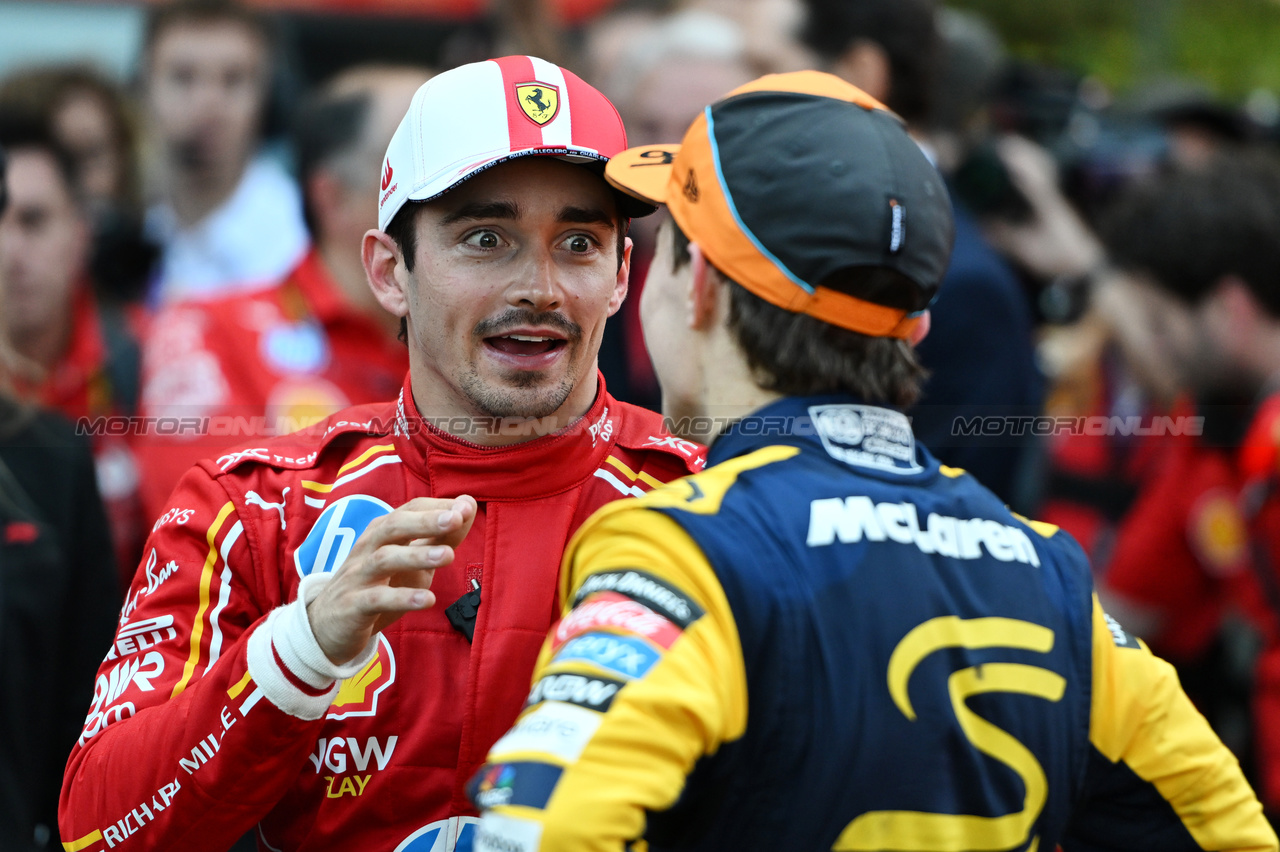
294, 494, 393, 577
394, 817, 479, 852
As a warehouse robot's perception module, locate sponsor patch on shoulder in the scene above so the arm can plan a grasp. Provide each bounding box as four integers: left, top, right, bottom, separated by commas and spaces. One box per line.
572, 569, 705, 628
553, 592, 683, 651
1103, 612, 1142, 649
809, 403, 922, 474
469, 761, 563, 811
525, 672, 625, 712
551, 632, 661, 680
490, 702, 603, 764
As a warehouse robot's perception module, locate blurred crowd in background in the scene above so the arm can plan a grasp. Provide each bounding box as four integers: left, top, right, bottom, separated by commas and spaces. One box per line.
6, 0, 1280, 846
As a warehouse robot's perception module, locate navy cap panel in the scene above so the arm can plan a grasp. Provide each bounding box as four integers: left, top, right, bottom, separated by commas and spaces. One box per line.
710, 91, 954, 296
873, 112, 955, 292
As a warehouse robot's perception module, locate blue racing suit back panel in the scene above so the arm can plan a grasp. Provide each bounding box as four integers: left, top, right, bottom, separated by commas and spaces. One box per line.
471, 395, 1276, 852
643, 397, 1094, 851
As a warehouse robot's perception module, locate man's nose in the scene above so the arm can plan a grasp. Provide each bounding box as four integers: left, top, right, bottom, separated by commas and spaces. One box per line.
189, 74, 228, 113
504, 247, 562, 312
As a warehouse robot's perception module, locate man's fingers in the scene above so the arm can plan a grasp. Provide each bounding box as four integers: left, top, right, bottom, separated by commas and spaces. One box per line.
359, 507, 468, 551
361, 585, 437, 619
438, 495, 478, 548
363, 544, 452, 579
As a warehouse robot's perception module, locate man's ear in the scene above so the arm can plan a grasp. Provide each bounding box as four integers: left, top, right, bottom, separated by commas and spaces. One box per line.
907, 310, 931, 347
363, 229, 409, 318
687, 241, 720, 330
1213, 276, 1262, 325
307, 172, 342, 239
607, 235, 633, 317
1203, 275, 1266, 369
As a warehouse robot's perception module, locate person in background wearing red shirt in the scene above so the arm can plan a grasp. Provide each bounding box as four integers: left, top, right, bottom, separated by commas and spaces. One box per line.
137, 65, 430, 524
1099, 155, 1280, 817
0, 107, 144, 577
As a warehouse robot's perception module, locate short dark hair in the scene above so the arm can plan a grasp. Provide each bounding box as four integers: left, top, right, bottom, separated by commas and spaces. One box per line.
1102, 155, 1280, 317
143, 0, 272, 59
0, 106, 79, 200
670, 221, 927, 406
801, 0, 938, 126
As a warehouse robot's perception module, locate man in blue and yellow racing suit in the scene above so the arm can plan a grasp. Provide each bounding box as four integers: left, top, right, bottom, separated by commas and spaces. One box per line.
469, 71, 1279, 852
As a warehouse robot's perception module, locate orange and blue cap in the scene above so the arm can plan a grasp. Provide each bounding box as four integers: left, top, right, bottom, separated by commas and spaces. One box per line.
605, 72, 955, 338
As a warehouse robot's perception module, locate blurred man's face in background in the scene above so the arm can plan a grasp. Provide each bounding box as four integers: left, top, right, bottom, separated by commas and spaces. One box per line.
145, 20, 268, 184
0, 149, 87, 344
318, 70, 427, 259
624, 55, 752, 247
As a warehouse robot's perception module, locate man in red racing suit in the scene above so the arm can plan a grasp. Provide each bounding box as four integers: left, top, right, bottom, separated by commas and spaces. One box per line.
59, 377, 698, 851
59, 56, 701, 851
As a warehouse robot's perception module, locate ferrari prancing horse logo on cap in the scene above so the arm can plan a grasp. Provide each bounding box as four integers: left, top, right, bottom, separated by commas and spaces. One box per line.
516, 82, 560, 126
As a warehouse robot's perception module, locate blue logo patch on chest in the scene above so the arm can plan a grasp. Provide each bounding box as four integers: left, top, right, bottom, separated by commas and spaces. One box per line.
294, 494, 393, 577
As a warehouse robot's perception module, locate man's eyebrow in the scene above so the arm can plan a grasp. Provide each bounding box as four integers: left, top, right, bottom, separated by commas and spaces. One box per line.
559, 206, 616, 228
440, 200, 519, 225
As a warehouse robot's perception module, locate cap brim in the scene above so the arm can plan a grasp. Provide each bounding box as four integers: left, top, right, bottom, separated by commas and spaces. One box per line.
605, 144, 682, 207
399, 149, 659, 221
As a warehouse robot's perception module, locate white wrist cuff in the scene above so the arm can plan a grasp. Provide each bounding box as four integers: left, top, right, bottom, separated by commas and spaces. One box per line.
246, 573, 380, 720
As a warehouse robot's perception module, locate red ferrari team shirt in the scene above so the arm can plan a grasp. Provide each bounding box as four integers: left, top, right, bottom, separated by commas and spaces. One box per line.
138, 250, 407, 524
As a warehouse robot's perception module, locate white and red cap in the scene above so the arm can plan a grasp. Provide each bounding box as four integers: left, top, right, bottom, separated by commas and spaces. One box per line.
377, 55, 650, 231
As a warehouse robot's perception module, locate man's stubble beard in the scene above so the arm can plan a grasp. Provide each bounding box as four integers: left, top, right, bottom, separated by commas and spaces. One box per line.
458, 362, 578, 420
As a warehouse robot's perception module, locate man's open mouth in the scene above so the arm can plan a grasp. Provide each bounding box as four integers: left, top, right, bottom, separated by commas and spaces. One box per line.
484, 333, 568, 357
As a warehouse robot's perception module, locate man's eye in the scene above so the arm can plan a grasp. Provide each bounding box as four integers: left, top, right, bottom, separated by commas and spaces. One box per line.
567, 235, 593, 253
466, 231, 501, 249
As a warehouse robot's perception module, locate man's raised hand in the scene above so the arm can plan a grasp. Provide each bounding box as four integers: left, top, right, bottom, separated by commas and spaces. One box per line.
306, 495, 478, 665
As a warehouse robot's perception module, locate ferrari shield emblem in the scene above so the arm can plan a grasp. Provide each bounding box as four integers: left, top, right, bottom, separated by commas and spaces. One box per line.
516, 82, 560, 126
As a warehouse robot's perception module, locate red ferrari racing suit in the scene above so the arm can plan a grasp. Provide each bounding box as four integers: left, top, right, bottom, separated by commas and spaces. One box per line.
59, 374, 702, 851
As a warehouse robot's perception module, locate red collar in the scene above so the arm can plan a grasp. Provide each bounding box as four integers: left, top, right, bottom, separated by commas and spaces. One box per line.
390, 371, 620, 501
